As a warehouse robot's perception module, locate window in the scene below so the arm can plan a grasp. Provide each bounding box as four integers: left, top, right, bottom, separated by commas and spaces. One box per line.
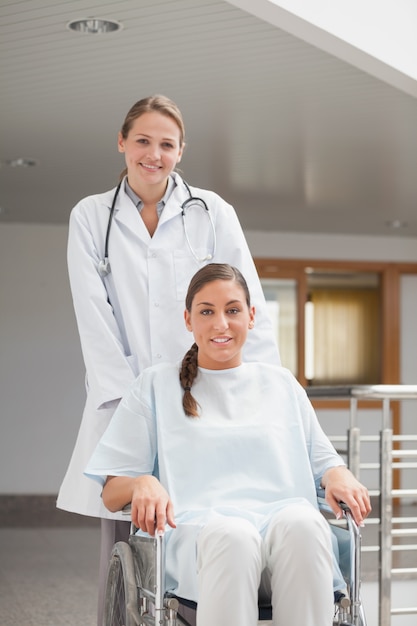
307, 272, 381, 385
256, 259, 417, 387
262, 278, 298, 376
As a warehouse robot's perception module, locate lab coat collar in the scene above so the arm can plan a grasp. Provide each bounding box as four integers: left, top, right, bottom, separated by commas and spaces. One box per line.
158, 172, 190, 223
103, 172, 190, 239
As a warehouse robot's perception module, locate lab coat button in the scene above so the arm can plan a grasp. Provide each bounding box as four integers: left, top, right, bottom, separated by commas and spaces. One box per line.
156, 354, 162, 359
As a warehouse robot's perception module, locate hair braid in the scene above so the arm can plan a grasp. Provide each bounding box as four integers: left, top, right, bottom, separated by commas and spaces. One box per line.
179, 343, 200, 417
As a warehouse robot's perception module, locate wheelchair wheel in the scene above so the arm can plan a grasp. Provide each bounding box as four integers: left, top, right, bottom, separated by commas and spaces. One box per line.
103, 541, 140, 626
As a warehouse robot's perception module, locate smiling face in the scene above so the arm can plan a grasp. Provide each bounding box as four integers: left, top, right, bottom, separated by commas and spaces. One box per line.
118, 111, 183, 195
184, 278, 255, 370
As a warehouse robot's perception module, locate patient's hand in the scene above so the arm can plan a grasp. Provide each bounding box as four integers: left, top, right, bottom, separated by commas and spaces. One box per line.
321, 466, 371, 527
131, 475, 176, 536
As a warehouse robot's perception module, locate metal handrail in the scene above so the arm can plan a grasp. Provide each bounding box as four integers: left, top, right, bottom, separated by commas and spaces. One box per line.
307, 384, 417, 401
305, 384, 417, 626
351, 385, 417, 399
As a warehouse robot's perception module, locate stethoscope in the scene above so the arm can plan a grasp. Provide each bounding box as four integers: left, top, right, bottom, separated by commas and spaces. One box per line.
98, 179, 217, 277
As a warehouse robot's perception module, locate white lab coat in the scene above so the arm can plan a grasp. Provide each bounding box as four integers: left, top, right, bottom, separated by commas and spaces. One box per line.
57, 172, 281, 518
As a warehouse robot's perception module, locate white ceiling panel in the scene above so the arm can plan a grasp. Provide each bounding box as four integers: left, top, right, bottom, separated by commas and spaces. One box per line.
1, 0, 416, 237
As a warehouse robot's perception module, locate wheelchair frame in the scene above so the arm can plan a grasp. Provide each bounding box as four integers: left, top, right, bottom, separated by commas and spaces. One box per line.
103, 499, 367, 626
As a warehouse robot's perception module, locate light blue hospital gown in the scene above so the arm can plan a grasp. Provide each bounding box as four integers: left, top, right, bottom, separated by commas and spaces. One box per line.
85, 362, 346, 601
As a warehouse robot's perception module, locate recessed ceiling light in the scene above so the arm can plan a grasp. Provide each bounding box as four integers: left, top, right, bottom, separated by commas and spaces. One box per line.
385, 219, 407, 229
67, 18, 122, 34
7, 158, 38, 167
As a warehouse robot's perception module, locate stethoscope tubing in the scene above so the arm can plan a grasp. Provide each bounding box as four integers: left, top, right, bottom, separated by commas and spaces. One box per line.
98, 179, 216, 277
181, 181, 216, 262
104, 180, 122, 259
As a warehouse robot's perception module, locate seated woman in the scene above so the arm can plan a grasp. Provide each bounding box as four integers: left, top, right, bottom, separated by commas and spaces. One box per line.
85, 263, 371, 626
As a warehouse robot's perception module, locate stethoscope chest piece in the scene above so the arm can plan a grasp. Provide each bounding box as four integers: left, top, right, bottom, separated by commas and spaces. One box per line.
98, 258, 111, 277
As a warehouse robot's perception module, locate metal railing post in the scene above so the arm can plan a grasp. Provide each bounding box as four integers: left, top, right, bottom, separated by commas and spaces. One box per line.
379, 428, 393, 626
348, 426, 361, 479
382, 398, 391, 430
350, 396, 358, 429
306, 384, 417, 623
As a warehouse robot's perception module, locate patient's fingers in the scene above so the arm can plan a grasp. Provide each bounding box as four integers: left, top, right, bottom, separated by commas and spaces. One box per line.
322, 466, 371, 527
155, 501, 168, 535
134, 497, 174, 536
327, 488, 371, 527
134, 500, 152, 534
145, 502, 158, 535
166, 500, 176, 530
131, 475, 175, 536
343, 486, 371, 525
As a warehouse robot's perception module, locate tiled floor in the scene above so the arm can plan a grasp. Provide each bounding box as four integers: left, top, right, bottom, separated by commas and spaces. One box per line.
0, 527, 99, 626
1, 521, 416, 626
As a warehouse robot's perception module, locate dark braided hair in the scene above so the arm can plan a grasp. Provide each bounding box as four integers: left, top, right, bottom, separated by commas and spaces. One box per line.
180, 264, 251, 417
179, 343, 200, 417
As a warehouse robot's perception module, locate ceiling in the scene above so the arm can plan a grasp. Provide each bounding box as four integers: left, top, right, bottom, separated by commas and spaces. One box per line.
1, 0, 417, 237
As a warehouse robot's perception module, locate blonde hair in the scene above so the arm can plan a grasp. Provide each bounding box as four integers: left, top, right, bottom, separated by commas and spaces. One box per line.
180, 264, 251, 417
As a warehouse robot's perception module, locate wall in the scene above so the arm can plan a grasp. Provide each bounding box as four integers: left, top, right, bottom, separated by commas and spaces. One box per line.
0, 224, 85, 494
247, 230, 417, 262
0, 223, 416, 494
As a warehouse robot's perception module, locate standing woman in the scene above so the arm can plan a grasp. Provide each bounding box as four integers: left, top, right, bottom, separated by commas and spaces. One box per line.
56, 95, 280, 623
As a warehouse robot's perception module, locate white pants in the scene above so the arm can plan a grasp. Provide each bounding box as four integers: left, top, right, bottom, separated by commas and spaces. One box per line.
196, 503, 334, 626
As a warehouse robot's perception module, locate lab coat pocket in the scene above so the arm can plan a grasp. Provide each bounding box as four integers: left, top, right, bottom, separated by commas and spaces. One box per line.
173, 251, 203, 301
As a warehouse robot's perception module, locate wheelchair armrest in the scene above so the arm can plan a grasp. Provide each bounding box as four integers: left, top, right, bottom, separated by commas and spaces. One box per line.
122, 503, 132, 516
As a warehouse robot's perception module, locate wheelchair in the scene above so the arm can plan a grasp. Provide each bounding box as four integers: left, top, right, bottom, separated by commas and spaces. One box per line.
103, 495, 366, 626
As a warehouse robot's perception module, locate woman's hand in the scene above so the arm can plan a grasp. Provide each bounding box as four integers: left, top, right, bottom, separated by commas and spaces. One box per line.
321, 466, 372, 526
131, 475, 176, 536
102, 474, 176, 536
